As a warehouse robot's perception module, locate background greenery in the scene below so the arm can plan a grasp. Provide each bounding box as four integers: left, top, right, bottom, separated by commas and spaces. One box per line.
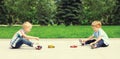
0, 0, 120, 38
0, 0, 120, 25
0, 26, 120, 38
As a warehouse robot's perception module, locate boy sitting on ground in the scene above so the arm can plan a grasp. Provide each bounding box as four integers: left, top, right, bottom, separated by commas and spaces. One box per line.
10, 21, 41, 50
79, 20, 109, 49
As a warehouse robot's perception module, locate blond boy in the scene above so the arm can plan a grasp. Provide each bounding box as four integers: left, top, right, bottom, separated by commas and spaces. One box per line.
80, 20, 109, 49
10, 21, 41, 50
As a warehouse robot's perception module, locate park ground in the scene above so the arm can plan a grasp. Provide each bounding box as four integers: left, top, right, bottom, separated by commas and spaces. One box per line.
0, 38, 120, 59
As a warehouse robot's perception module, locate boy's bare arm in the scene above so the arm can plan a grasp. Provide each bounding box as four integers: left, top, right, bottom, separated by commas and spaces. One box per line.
94, 36, 102, 44
22, 33, 40, 41
90, 36, 102, 45
85, 36, 94, 41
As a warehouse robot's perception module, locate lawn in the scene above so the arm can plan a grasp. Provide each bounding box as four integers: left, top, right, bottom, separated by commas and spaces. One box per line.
0, 25, 120, 38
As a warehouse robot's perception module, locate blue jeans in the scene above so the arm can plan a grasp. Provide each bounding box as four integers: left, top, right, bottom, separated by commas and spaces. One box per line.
11, 37, 33, 49
85, 39, 108, 48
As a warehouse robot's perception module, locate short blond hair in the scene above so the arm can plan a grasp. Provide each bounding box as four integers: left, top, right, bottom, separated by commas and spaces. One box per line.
91, 20, 102, 28
22, 21, 32, 29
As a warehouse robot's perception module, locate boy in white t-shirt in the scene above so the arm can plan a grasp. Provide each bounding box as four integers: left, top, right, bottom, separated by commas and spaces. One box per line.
10, 21, 41, 50
79, 20, 109, 49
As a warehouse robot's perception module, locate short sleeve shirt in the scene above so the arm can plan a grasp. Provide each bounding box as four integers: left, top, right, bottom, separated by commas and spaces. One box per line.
10, 29, 25, 47
92, 28, 109, 45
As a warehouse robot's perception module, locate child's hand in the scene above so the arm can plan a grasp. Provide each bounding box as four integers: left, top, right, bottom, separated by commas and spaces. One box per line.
83, 40, 87, 42
35, 37, 40, 41
90, 42, 96, 46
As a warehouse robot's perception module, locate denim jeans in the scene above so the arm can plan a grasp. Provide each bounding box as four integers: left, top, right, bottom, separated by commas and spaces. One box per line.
11, 37, 33, 49
85, 39, 108, 48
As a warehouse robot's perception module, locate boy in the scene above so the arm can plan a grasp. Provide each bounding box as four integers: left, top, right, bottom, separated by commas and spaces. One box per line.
10, 21, 41, 50
79, 20, 109, 49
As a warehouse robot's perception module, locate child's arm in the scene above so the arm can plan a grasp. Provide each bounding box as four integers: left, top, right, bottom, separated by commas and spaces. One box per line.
90, 36, 102, 45
84, 36, 94, 42
94, 36, 102, 43
21, 32, 39, 41
23, 34, 40, 41
88, 36, 94, 40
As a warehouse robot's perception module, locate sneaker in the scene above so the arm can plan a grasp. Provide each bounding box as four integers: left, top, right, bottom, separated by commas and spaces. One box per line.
9, 46, 13, 49
90, 44, 97, 49
9, 46, 17, 49
79, 39, 85, 46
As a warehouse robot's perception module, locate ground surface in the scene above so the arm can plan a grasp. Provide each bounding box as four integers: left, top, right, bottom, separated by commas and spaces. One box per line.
0, 38, 120, 59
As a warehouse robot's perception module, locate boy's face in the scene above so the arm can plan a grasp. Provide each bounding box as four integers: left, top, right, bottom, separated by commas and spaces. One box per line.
24, 26, 32, 33
92, 25, 99, 32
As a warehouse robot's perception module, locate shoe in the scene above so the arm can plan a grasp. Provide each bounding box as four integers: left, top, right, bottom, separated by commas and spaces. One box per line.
9, 46, 13, 49
90, 44, 96, 49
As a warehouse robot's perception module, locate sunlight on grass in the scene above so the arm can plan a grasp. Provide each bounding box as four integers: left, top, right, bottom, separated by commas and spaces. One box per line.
0, 25, 120, 38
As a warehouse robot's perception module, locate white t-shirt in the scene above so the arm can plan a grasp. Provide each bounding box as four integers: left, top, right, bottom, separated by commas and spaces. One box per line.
92, 28, 109, 45
10, 29, 25, 47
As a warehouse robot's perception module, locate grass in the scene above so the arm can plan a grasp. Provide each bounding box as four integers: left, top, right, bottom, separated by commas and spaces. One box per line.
0, 25, 120, 38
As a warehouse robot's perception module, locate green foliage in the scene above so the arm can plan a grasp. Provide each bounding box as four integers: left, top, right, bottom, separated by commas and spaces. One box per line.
0, 0, 7, 24
82, 0, 116, 24
56, 0, 82, 26
0, 0, 119, 25
109, 0, 120, 25
4, 0, 57, 25
4, 0, 38, 24
37, 0, 57, 25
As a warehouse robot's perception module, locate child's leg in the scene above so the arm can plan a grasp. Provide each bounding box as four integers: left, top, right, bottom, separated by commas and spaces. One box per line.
11, 38, 33, 49
21, 38, 41, 50
96, 39, 108, 48
85, 39, 96, 44
21, 38, 33, 47
11, 38, 24, 49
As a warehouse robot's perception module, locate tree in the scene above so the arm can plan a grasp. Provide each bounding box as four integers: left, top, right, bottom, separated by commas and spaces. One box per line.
56, 0, 82, 26
4, 0, 57, 25
109, 0, 120, 25
37, 0, 57, 25
82, 0, 116, 25
0, 0, 7, 24
4, 0, 38, 24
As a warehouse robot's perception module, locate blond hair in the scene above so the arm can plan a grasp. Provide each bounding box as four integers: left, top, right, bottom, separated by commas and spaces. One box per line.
22, 21, 32, 29
91, 20, 102, 28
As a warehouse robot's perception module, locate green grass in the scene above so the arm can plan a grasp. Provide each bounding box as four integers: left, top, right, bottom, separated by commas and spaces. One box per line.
0, 25, 120, 38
